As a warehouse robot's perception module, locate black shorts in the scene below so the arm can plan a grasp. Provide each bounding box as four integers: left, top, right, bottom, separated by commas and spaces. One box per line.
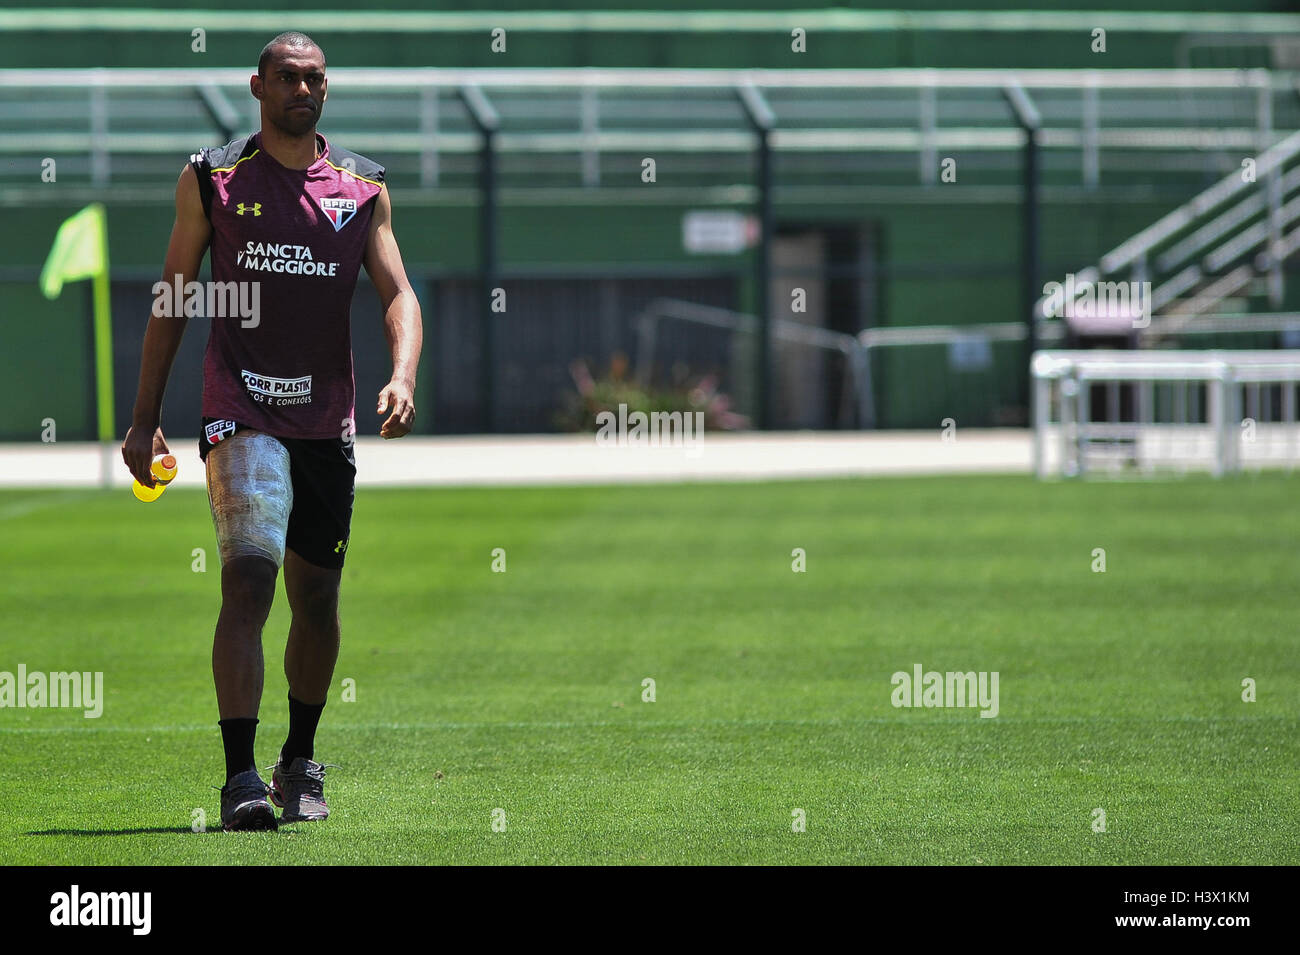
200, 417, 356, 570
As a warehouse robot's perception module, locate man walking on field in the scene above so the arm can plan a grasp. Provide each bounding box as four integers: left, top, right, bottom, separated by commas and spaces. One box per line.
121, 32, 423, 830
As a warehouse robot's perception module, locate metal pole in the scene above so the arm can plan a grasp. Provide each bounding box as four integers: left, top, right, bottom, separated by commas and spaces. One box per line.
755, 127, 772, 429
1032, 364, 1051, 479
1023, 125, 1041, 416
738, 83, 776, 430
1257, 74, 1283, 308
1003, 83, 1042, 425
1060, 374, 1078, 477
1210, 365, 1226, 478
459, 85, 500, 433
480, 127, 497, 432
1075, 374, 1089, 477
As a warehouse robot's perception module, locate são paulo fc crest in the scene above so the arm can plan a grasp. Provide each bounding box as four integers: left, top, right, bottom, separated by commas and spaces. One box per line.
205, 419, 237, 445
318, 196, 357, 232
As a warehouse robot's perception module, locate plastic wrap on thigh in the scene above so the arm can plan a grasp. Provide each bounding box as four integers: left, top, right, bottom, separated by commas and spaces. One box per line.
206, 431, 293, 567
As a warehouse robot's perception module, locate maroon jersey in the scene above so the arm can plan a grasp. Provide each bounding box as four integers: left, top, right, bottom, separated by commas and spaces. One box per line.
189, 132, 385, 440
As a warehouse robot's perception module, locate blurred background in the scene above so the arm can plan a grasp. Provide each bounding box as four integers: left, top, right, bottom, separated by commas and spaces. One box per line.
1, 0, 1298, 455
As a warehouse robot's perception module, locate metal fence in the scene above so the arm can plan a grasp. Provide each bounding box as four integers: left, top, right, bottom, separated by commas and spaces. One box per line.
3, 68, 1298, 196
1032, 349, 1300, 477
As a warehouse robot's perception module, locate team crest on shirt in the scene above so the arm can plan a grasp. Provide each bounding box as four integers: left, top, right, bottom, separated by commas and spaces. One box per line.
318, 197, 357, 232
205, 419, 238, 445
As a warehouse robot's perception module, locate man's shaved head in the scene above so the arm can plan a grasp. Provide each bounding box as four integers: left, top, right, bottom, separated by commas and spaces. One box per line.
252, 31, 328, 138
258, 32, 325, 77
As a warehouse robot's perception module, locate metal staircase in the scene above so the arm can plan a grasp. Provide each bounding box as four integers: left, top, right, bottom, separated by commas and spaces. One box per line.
1037, 127, 1300, 343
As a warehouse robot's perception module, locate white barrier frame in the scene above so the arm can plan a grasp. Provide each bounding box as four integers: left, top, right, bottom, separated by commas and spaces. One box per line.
1032, 349, 1300, 478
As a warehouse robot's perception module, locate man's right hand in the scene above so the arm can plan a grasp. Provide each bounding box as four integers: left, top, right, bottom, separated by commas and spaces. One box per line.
121, 425, 171, 487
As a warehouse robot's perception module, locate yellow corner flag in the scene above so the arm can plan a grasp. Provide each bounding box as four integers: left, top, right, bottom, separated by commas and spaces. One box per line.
40, 203, 115, 443
40, 202, 107, 299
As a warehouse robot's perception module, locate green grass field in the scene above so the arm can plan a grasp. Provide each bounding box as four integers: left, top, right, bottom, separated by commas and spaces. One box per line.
0, 474, 1296, 865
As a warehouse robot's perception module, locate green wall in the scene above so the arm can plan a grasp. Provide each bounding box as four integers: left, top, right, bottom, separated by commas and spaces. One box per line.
0, 283, 93, 442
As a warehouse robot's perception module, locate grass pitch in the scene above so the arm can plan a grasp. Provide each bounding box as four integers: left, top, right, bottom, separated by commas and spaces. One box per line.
0, 474, 1296, 865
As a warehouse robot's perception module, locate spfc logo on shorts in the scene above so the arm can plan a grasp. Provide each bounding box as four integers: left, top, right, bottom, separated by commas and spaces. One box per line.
318, 197, 357, 232
205, 419, 237, 445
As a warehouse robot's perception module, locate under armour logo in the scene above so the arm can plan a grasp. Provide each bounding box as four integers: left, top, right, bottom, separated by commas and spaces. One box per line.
235, 202, 262, 216
334, 539, 348, 554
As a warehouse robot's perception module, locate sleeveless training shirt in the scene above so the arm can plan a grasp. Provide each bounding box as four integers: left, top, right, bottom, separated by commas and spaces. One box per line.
189, 132, 385, 440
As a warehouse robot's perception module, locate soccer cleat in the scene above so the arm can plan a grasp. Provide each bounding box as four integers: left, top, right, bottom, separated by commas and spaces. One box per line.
220, 769, 278, 831
270, 756, 330, 822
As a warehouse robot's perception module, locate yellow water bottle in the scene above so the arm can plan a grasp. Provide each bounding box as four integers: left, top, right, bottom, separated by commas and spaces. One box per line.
132, 454, 178, 503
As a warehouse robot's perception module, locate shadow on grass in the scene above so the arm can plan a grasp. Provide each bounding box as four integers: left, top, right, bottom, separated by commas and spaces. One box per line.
28, 827, 220, 836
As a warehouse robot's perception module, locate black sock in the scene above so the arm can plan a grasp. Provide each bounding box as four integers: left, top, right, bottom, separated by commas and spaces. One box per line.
219, 717, 258, 781
281, 693, 326, 766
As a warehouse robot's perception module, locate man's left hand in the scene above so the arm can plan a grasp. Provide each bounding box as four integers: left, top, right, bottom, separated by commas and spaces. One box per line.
377, 380, 415, 438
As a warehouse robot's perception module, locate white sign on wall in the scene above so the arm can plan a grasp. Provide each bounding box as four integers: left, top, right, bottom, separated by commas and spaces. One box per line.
682, 211, 759, 254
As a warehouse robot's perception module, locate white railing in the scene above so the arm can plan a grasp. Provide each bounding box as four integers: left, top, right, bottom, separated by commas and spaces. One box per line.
1032, 349, 1300, 477
0, 68, 1293, 191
